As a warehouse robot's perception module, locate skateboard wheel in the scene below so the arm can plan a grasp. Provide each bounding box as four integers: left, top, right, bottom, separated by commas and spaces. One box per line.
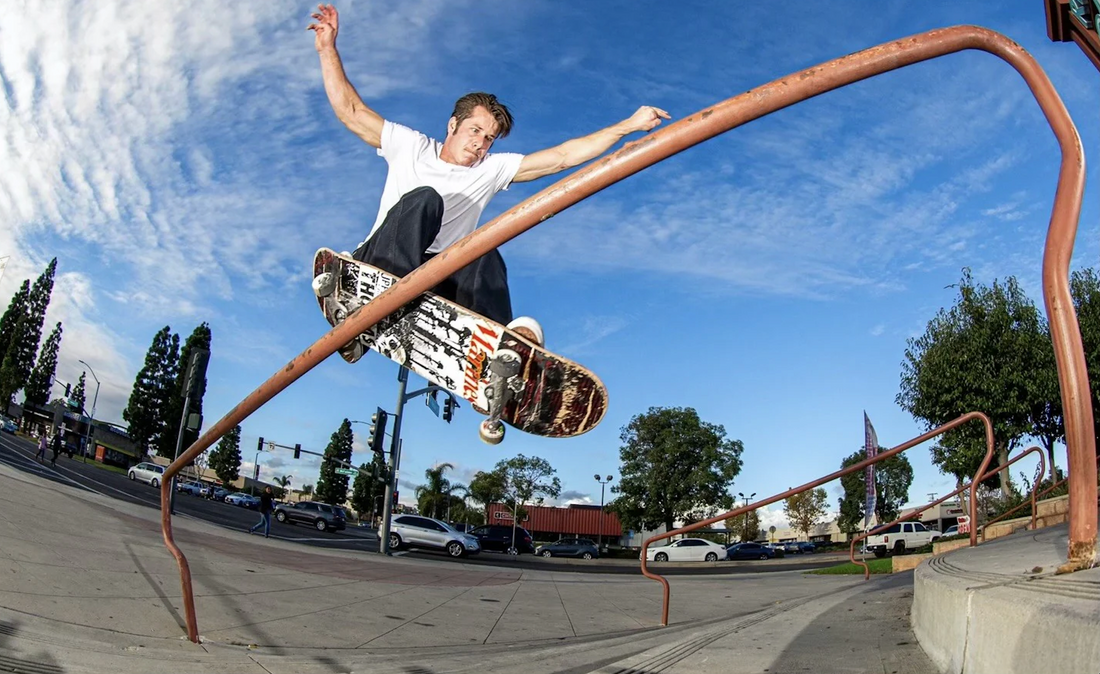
312, 272, 336, 298
479, 419, 505, 445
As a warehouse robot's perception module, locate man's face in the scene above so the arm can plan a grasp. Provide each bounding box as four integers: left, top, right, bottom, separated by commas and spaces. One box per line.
442, 106, 500, 167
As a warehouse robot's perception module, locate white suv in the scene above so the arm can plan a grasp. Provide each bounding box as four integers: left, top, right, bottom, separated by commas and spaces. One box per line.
866, 521, 941, 558
128, 462, 166, 487
389, 515, 481, 558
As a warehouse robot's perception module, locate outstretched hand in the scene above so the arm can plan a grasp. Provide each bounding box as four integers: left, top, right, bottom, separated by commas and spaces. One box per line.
624, 105, 671, 133
307, 3, 339, 52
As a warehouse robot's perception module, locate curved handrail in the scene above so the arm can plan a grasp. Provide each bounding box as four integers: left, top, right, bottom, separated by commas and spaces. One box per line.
980, 451, 1100, 537
159, 24, 1090, 642
849, 446, 1045, 579
640, 412, 994, 626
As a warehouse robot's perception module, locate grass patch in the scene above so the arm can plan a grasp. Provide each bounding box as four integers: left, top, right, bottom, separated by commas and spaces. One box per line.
808, 557, 892, 575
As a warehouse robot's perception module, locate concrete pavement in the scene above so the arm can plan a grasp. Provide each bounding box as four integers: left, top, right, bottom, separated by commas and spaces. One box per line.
0, 459, 939, 673
913, 520, 1100, 674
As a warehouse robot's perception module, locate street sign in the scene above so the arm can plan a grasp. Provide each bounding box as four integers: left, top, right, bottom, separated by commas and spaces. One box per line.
426, 391, 440, 416
336, 468, 358, 476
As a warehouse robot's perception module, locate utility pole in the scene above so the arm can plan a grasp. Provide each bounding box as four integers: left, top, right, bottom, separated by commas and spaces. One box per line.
169, 349, 209, 514
376, 367, 461, 555
595, 474, 614, 551
378, 367, 408, 555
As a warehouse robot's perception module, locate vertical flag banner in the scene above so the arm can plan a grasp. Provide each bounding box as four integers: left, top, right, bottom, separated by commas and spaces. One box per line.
864, 411, 878, 528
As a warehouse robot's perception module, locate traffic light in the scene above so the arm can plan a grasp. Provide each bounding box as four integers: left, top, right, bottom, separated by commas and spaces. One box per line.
257, 436, 264, 453
392, 490, 399, 507
65, 383, 71, 397
442, 396, 455, 423
293, 443, 301, 459
369, 407, 388, 455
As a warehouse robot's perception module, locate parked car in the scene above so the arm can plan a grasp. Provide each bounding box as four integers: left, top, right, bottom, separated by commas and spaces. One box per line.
535, 538, 599, 559
726, 542, 776, 560
468, 524, 536, 554
797, 542, 816, 554
225, 492, 258, 507
175, 481, 204, 496
127, 462, 166, 487
208, 487, 231, 501
0, 416, 17, 433
781, 542, 801, 554
389, 514, 481, 557
942, 525, 959, 537
273, 501, 346, 532
645, 538, 728, 562
866, 521, 941, 558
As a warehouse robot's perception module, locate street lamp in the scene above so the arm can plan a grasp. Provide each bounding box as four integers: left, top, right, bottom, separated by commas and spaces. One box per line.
77, 360, 100, 464
594, 474, 614, 551
738, 491, 756, 543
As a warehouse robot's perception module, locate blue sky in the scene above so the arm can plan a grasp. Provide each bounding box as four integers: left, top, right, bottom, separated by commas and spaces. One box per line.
1, 1, 1096, 529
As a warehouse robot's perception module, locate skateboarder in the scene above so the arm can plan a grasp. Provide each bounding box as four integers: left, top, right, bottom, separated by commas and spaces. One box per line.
308, 4, 669, 345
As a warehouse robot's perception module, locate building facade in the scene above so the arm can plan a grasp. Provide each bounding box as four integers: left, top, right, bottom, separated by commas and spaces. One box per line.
488, 503, 623, 543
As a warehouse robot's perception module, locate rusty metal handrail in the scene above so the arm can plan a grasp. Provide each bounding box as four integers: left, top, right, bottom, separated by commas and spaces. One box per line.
159, 24, 1090, 642
981, 451, 1100, 537
849, 446, 1045, 579
640, 412, 994, 626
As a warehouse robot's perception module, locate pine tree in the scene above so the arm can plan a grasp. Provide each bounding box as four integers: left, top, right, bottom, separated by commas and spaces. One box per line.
208, 425, 243, 486
315, 419, 354, 506
0, 259, 56, 405
24, 322, 62, 408
161, 323, 212, 459
123, 326, 180, 458
72, 371, 87, 413
0, 280, 30, 358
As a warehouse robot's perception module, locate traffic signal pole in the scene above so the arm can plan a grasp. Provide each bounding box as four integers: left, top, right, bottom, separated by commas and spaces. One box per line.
378, 366, 409, 555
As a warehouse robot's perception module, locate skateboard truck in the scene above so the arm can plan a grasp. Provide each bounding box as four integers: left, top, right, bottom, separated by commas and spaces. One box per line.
313, 271, 369, 363
479, 349, 523, 445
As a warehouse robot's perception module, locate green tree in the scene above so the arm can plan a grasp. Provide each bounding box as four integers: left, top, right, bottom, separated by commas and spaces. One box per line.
611, 407, 744, 532
0, 280, 30, 361
24, 322, 62, 408
1069, 268, 1100, 478
497, 454, 561, 550
315, 419, 354, 505
725, 508, 761, 543
301, 484, 314, 496
208, 424, 242, 486
415, 463, 455, 520
468, 468, 508, 520
836, 447, 914, 535
350, 455, 385, 519
0, 259, 57, 406
123, 327, 180, 457
273, 475, 292, 490
784, 487, 829, 539
897, 270, 1043, 497
72, 371, 87, 413
162, 323, 212, 459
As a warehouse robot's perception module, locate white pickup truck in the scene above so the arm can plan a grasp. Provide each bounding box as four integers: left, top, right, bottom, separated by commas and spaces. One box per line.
866, 521, 941, 558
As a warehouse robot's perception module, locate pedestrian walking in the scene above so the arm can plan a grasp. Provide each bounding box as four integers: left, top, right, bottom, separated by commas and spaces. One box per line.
50, 432, 62, 467
249, 486, 275, 538
35, 432, 47, 462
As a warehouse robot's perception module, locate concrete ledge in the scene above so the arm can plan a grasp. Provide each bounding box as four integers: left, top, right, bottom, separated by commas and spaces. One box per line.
891, 552, 931, 573
912, 523, 1100, 674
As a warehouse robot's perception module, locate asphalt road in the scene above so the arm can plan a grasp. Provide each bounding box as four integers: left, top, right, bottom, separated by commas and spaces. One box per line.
0, 430, 841, 574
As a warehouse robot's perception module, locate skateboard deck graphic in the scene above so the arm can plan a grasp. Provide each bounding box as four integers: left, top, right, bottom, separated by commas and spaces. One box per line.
312, 248, 607, 439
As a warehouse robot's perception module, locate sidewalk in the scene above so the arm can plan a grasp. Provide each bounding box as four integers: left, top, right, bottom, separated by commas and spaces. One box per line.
0, 459, 927, 673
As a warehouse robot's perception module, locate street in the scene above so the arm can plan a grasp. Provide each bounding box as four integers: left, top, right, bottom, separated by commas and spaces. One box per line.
0, 431, 841, 574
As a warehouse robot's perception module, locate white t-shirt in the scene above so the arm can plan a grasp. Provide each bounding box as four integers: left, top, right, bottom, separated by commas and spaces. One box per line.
362, 121, 525, 254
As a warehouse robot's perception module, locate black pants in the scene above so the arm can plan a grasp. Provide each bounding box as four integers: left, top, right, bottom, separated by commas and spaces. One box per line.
353, 187, 513, 325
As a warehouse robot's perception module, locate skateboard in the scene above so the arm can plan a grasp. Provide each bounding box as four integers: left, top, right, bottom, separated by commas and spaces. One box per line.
311, 248, 607, 443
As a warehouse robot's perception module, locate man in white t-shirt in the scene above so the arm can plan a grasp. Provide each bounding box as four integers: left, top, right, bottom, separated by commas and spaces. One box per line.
309, 5, 669, 343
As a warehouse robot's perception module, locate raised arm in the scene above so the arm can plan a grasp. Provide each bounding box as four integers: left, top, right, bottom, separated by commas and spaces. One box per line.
511, 106, 671, 183
308, 4, 384, 148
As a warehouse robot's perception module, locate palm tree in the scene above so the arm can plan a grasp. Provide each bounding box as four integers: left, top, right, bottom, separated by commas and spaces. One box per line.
415, 463, 454, 520
273, 475, 292, 489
